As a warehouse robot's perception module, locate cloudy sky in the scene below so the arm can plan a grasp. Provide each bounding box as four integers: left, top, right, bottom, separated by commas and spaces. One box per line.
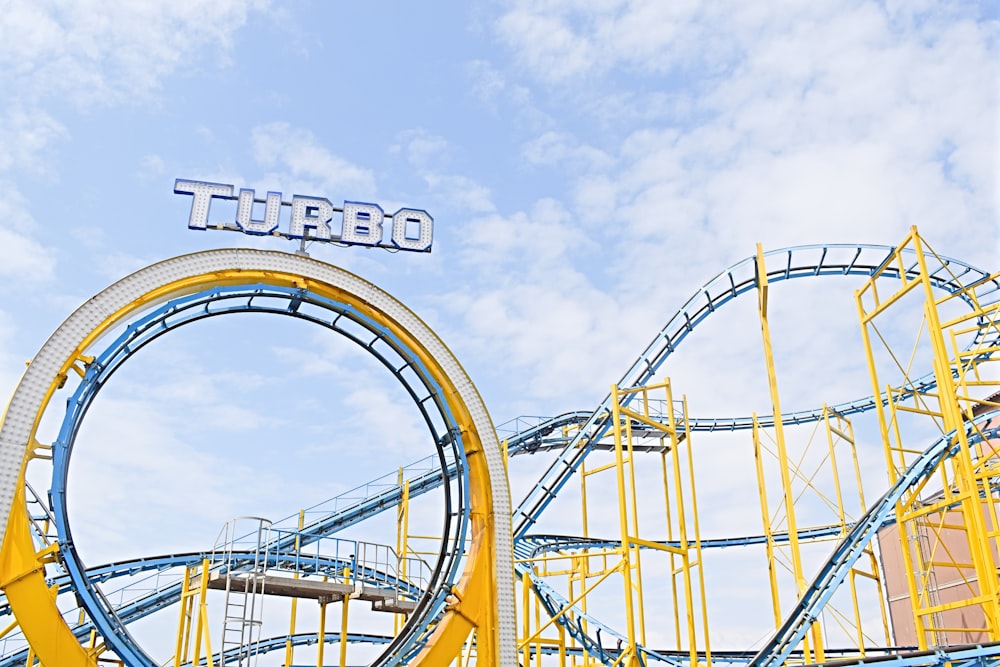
0, 0, 997, 660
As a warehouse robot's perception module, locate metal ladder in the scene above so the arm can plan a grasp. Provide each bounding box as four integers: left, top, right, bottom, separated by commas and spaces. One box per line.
213, 517, 273, 666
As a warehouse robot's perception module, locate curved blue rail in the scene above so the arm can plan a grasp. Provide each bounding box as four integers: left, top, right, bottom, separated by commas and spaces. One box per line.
0, 549, 424, 667
750, 420, 1000, 667
512, 244, 999, 539
513, 419, 999, 667
518, 522, 849, 556
3, 242, 995, 666
46, 284, 471, 667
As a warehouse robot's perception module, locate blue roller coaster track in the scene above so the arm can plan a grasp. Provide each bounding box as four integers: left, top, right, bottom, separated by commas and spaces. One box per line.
3, 242, 998, 666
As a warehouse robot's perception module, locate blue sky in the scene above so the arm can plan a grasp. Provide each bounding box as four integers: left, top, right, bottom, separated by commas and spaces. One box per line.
0, 0, 998, 660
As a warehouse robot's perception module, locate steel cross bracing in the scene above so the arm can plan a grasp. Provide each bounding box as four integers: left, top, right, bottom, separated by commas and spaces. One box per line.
511, 243, 1000, 541
0, 419, 592, 664
0, 415, 588, 661
2, 242, 998, 665
4, 394, 957, 644
505, 243, 997, 666
747, 420, 1000, 667
15, 246, 997, 628
8, 630, 399, 667
517, 524, 850, 556
2, 416, 676, 662
0, 546, 429, 666
5, 415, 600, 609
505, 418, 999, 667
0, 411, 633, 658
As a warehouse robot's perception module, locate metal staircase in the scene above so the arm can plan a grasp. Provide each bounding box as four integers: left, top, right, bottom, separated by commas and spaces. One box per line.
212, 517, 273, 666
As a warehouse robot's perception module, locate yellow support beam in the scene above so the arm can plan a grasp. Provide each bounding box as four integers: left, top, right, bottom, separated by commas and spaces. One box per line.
1, 255, 513, 665
755, 243, 824, 663
856, 226, 1000, 649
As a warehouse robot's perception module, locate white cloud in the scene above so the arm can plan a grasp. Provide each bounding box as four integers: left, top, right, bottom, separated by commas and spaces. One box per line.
496, 0, 794, 83
110, 361, 277, 435
0, 108, 66, 173
341, 386, 428, 456
464, 59, 552, 129
251, 121, 377, 198
271, 330, 432, 458
521, 131, 614, 172
0, 0, 270, 215
137, 153, 166, 179
437, 199, 646, 411
459, 198, 588, 271
495, 2, 986, 87
392, 128, 451, 171
0, 0, 269, 107
466, 59, 509, 106
89, 251, 164, 282
68, 227, 106, 250
495, 6, 601, 81
393, 129, 497, 214
0, 183, 57, 283
423, 173, 496, 214
65, 395, 267, 562
501, 0, 998, 285
0, 312, 25, 406
0, 228, 56, 283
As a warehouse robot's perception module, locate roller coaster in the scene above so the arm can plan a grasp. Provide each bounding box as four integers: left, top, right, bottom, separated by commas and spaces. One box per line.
0, 226, 998, 666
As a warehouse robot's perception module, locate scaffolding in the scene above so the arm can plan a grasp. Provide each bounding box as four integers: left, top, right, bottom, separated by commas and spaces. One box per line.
857, 227, 1000, 649
3, 228, 1000, 667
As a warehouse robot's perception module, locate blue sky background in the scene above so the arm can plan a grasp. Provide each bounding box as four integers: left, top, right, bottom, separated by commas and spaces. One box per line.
0, 0, 997, 659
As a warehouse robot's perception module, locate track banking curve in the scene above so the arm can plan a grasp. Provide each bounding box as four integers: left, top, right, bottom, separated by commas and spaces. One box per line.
1, 240, 997, 666
0, 250, 515, 667
512, 242, 1000, 540
506, 241, 999, 665
46, 284, 474, 667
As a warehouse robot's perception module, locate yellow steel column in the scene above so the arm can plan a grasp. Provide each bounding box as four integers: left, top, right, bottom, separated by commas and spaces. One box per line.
521, 571, 531, 666
396, 472, 411, 635
661, 449, 683, 652
855, 273, 930, 646
578, 451, 591, 667
752, 415, 782, 630
317, 589, 327, 667
827, 406, 866, 651
681, 394, 711, 667
173, 567, 193, 667
286, 509, 305, 667
667, 394, 697, 663
190, 558, 212, 667
626, 402, 647, 646
339, 595, 351, 667
823, 407, 848, 532
825, 407, 887, 653
338, 564, 353, 667
533, 582, 542, 667
610, 383, 638, 654
841, 408, 892, 648
914, 235, 1000, 638
755, 243, 823, 662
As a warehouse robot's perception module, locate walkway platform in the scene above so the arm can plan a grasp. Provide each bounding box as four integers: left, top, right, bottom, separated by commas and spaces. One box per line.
193, 572, 418, 613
